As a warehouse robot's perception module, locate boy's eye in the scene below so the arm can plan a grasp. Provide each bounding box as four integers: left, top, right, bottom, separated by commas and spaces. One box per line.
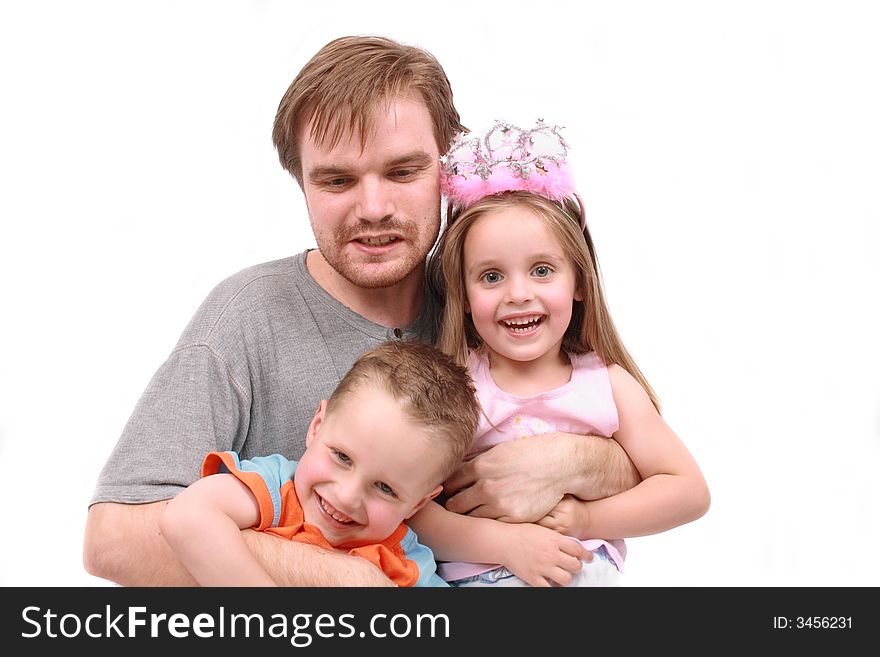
481, 271, 502, 284
333, 450, 352, 465
375, 482, 397, 497
533, 265, 552, 278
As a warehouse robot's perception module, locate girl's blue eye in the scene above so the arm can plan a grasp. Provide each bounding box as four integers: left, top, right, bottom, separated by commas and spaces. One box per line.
482, 272, 501, 284
534, 265, 551, 278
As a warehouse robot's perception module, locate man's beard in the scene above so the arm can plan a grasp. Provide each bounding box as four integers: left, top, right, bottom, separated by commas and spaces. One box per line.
327, 249, 424, 289
318, 218, 437, 289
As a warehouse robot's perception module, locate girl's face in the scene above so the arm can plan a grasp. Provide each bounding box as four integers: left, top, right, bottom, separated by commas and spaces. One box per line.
462, 206, 582, 368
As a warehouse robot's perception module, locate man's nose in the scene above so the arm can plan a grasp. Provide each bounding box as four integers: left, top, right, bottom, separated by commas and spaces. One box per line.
355, 176, 394, 223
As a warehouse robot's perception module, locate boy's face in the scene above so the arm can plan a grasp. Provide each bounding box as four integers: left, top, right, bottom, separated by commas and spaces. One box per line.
294, 386, 443, 548
299, 94, 442, 291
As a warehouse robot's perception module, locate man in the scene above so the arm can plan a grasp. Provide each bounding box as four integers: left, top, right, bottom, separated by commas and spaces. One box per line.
83, 35, 639, 586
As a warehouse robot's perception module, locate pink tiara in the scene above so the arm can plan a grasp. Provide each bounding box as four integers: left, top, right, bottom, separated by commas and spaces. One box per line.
440, 119, 575, 208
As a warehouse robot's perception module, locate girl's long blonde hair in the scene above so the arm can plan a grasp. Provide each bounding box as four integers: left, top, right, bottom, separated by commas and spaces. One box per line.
430, 190, 660, 411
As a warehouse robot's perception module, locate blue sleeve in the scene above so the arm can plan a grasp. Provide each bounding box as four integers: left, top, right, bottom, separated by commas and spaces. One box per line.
400, 527, 450, 587
218, 452, 298, 528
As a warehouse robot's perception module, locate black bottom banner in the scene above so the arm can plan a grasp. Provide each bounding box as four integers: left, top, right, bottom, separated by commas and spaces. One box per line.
2, 586, 869, 654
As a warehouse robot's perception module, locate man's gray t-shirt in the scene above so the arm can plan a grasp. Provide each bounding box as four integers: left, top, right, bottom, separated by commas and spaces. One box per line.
90, 251, 420, 505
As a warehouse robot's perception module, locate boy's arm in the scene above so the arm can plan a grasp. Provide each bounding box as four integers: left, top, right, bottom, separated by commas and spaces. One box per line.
407, 500, 507, 563
84, 501, 394, 586
443, 432, 641, 523
159, 473, 275, 586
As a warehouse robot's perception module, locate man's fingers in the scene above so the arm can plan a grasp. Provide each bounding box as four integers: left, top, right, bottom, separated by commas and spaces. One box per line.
444, 487, 483, 515
442, 460, 476, 497
453, 500, 500, 520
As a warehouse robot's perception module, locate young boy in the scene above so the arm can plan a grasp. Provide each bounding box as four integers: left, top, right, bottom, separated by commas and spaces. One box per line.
159, 341, 480, 587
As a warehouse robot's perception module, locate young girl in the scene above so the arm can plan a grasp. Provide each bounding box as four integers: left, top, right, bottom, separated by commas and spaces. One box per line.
410, 119, 710, 586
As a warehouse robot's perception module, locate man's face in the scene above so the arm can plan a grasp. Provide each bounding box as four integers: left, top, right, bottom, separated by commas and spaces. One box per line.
299, 96, 442, 289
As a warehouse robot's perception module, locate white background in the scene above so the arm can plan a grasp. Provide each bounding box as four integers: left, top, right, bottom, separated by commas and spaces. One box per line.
1, 0, 878, 587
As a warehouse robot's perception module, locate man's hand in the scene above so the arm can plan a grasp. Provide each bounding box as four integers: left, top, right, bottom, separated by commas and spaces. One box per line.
443, 432, 640, 523
443, 435, 569, 522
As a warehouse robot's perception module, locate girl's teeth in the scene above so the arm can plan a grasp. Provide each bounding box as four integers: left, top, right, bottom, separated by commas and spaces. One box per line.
503, 316, 541, 327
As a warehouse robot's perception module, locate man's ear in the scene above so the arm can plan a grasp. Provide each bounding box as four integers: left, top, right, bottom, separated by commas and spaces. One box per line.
305, 400, 328, 448
405, 484, 443, 520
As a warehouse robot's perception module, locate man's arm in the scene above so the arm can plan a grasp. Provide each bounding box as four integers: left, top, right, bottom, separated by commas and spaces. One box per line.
442, 432, 640, 523
83, 501, 394, 586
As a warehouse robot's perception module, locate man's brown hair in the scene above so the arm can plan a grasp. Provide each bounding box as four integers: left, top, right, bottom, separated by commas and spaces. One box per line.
273, 35, 465, 186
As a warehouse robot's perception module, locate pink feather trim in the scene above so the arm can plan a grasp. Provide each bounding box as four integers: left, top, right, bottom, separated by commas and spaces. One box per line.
441, 161, 575, 207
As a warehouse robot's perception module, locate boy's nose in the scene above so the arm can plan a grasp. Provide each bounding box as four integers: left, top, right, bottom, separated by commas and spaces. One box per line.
333, 477, 362, 513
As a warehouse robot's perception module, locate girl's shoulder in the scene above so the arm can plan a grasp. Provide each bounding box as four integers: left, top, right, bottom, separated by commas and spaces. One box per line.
569, 350, 605, 370
605, 363, 656, 413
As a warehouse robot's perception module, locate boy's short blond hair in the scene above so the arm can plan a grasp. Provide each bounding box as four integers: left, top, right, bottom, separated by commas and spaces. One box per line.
328, 341, 479, 483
